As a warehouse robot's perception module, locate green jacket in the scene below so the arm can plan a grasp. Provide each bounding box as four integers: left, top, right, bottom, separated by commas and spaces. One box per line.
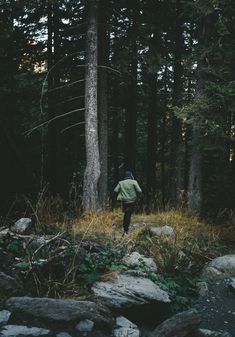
114, 179, 142, 202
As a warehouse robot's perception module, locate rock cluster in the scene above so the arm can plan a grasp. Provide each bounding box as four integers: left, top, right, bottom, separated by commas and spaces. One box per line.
0, 219, 234, 337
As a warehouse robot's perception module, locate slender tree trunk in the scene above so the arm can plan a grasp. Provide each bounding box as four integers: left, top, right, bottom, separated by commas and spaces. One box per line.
83, 0, 101, 211
161, 70, 168, 210
146, 74, 157, 205
124, 7, 137, 171
187, 18, 208, 215
169, 0, 184, 206
47, 2, 56, 192
188, 124, 203, 214
98, 0, 109, 209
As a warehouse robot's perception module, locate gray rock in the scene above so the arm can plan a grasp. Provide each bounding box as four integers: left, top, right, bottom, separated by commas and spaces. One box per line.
228, 278, 235, 294
6, 297, 113, 329
131, 223, 148, 230
92, 273, 170, 309
11, 218, 32, 235
0, 272, 19, 292
205, 255, 235, 280
113, 328, 140, 337
116, 316, 137, 329
150, 225, 175, 237
76, 319, 94, 332
56, 333, 72, 337
0, 325, 50, 336
197, 328, 232, 337
202, 266, 225, 282
0, 229, 10, 239
0, 311, 11, 326
123, 252, 157, 272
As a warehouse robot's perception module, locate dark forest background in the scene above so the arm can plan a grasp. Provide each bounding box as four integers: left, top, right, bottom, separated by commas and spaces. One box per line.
0, 0, 235, 220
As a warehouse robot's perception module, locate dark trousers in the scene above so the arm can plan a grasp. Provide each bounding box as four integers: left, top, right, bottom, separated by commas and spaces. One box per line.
122, 202, 135, 233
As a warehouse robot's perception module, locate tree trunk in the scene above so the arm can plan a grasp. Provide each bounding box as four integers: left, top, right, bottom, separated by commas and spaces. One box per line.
98, 0, 109, 209
146, 74, 157, 206
161, 68, 168, 210
47, 2, 56, 192
83, 0, 101, 211
188, 125, 203, 214
169, 0, 184, 207
124, 7, 138, 172
188, 12, 212, 216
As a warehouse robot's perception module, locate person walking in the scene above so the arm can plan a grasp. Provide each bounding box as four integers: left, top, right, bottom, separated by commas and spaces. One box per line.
114, 171, 142, 235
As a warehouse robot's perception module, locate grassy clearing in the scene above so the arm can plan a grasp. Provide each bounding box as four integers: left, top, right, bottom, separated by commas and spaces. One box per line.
68, 209, 234, 312
70, 209, 232, 276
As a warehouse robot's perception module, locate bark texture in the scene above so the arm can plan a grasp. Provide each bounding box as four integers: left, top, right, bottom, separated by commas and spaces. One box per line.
146, 74, 157, 204
98, 0, 109, 209
83, 0, 101, 211
124, 6, 138, 171
188, 125, 203, 214
169, 0, 184, 206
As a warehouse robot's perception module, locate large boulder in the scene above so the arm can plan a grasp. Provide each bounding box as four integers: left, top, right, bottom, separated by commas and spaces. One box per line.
6, 297, 113, 329
0, 325, 50, 337
122, 252, 157, 272
92, 272, 170, 309
203, 255, 235, 281
11, 218, 32, 235
152, 309, 200, 337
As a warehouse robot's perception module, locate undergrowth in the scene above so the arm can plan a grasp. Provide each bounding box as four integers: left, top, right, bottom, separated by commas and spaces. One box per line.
3, 202, 234, 313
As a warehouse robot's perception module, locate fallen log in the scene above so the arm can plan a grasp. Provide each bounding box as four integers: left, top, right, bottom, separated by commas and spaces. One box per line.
151, 308, 201, 337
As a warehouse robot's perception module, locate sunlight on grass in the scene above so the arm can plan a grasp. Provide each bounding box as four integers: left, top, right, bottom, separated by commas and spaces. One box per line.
71, 209, 123, 242
70, 209, 232, 276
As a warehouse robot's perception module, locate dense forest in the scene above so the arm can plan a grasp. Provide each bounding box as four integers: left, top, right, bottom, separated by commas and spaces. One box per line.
0, 0, 235, 219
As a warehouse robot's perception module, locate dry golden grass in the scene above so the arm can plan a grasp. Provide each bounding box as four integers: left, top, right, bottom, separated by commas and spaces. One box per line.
70, 209, 227, 247
71, 209, 123, 242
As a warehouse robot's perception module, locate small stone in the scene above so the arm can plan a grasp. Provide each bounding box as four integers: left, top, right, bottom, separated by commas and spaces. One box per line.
0, 311, 11, 326
113, 328, 140, 337
123, 252, 157, 272
150, 225, 175, 237
0, 325, 50, 336
116, 316, 137, 329
11, 218, 32, 235
56, 333, 72, 337
76, 319, 94, 332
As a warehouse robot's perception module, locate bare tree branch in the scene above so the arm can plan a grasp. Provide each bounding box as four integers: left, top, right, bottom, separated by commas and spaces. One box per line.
61, 121, 85, 133
47, 79, 85, 93
24, 108, 85, 136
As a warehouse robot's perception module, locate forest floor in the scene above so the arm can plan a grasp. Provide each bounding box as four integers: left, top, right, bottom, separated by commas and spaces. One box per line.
195, 279, 235, 336
2, 208, 235, 335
